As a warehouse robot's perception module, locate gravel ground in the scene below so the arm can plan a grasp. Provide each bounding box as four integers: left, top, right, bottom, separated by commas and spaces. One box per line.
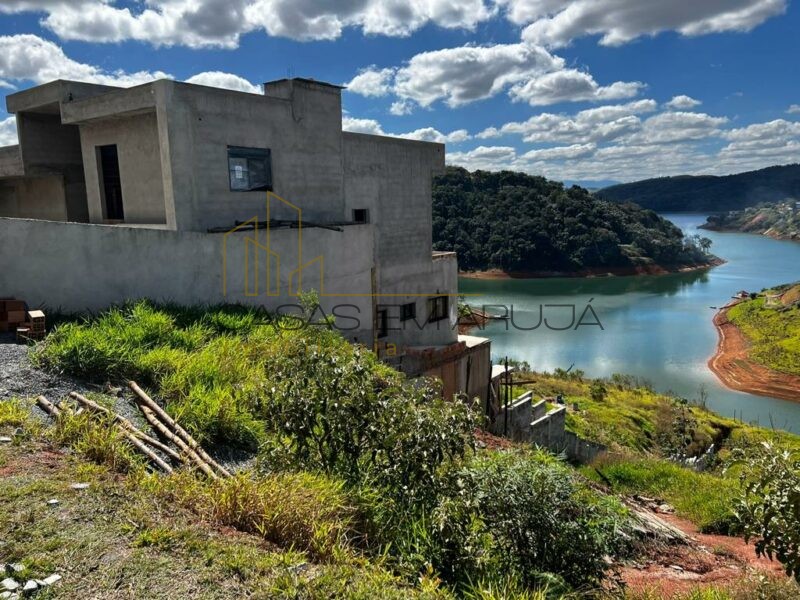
0, 336, 93, 408
0, 335, 255, 471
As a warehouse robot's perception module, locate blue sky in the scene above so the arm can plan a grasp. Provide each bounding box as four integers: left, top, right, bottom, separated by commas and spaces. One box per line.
0, 0, 798, 185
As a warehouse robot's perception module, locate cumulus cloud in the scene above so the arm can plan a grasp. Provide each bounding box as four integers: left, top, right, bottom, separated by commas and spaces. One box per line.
631, 111, 729, 144
342, 116, 470, 144
0, 34, 170, 86
389, 100, 413, 115
446, 145, 518, 170
788, 104, 800, 114
513, 0, 786, 48
184, 71, 261, 93
0, 116, 18, 146
346, 67, 395, 97
2, 0, 494, 48
665, 95, 701, 110
346, 42, 641, 110
520, 142, 595, 160
509, 69, 644, 106
477, 99, 657, 143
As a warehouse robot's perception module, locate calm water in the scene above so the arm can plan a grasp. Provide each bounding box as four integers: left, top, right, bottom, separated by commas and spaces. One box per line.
459, 214, 800, 432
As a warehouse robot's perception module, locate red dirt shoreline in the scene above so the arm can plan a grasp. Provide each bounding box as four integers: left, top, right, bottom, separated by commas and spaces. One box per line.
708, 301, 800, 402
460, 258, 725, 280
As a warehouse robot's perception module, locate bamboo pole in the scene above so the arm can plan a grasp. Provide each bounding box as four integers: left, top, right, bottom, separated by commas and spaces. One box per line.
69, 392, 183, 464
36, 395, 61, 417
137, 404, 218, 480
128, 381, 231, 478
38, 395, 172, 473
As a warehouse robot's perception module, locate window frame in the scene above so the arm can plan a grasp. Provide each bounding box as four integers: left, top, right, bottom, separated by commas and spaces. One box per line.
376, 308, 389, 338
400, 302, 416, 322
227, 146, 273, 192
352, 208, 370, 224
427, 296, 449, 323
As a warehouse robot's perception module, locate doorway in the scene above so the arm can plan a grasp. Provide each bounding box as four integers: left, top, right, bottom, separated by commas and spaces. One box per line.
97, 144, 124, 221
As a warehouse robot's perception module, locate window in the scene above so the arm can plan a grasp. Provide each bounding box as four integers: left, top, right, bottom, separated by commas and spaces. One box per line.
97, 144, 124, 221
228, 146, 272, 192
400, 302, 416, 322
352, 208, 370, 224
377, 308, 388, 338
427, 296, 449, 323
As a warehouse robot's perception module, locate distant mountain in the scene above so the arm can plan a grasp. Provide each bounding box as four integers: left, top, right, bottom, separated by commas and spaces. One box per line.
432, 167, 715, 275
596, 164, 800, 212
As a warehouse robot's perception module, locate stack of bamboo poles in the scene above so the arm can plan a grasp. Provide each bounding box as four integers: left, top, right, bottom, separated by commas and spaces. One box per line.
36, 381, 230, 479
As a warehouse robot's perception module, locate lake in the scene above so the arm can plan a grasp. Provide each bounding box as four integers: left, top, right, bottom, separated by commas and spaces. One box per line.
459, 214, 800, 432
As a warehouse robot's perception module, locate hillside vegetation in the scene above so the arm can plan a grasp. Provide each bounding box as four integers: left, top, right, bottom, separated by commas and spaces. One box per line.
28, 301, 631, 598
727, 284, 800, 376
432, 167, 712, 274
596, 164, 800, 212
702, 202, 800, 240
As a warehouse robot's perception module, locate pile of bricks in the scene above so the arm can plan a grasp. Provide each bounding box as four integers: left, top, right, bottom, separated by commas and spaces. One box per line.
0, 298, 46, 343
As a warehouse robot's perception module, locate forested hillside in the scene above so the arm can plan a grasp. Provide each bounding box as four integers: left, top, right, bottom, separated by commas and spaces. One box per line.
596, 164, 800, 212
432, 167, 712, 273
702, 201, 800, 240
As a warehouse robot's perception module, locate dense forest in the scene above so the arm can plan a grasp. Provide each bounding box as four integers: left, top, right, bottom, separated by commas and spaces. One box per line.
432, 167, 712, 273
596, 164, 800, 212
702, 201, 800, 240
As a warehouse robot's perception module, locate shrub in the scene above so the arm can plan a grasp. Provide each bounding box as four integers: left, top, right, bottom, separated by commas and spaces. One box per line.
732, 443, 800, 581
258, 342, 476, 506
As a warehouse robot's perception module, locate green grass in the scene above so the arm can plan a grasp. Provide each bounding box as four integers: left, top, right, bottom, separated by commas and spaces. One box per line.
35, 301, 396, 449
512, 371, 800, 457
728, 293, 800, 376
584, 457, 739, 534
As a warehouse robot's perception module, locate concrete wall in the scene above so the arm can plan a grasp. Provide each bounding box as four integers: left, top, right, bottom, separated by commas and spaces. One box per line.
0, 146, 22, 177
0, 175, 67, 221
13, 112, 87, 222
0, 218, 373, 341
79, 111, 167, 225
159, 80, 346, 232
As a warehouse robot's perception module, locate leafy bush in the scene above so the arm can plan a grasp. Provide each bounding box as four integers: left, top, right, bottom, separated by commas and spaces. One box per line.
733, 443, 800, 581
258, 342, 476, 505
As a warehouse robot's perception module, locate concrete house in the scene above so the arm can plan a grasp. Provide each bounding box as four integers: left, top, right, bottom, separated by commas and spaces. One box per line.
0, 77, 490, 401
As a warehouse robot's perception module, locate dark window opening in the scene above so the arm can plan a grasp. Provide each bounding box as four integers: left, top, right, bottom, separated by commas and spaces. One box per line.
400, 302, 416, 322
427, 296, 449, 323
228, 146, 272, 192
377, 308, 388, 338
352, 208, 370, 224
98, 144, 124, 221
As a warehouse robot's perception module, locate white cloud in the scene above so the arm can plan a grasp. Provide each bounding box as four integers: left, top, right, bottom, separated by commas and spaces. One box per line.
342, 117, 386, 136
400, 127, 471, 143
346, 42, 641, 110
520, 142, 595, 160
446, 145, 518, 170
389, 100, 413, 116
788, 104, 800, 114
509, 69, 643, 106
392, 43, 564, 107
479, 99, 657, 143
724, 119, 800, 142
342, 116, 470, 144
513, 0, 787, 48
346, 67, 395, 97
665, 95, 701, 110
0, 116, 18, 146
185, 71, 261, 94
632, 111, 729, 144
0, 34, 170, 86
2, 0, 494, 48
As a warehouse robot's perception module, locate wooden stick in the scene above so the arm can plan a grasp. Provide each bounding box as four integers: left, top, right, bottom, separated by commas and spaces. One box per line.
124, 430, 173, 474
69, 392, 183, 464
128, 381, 230, 477
36, 395, 61, 417
137, 404, 218, 480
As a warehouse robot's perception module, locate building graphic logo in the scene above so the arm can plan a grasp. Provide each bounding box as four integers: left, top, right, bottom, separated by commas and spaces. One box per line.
221, 191, 324, 298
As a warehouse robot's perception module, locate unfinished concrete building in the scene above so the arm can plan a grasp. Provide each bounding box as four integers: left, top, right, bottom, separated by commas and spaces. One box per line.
0, 77, 490, 402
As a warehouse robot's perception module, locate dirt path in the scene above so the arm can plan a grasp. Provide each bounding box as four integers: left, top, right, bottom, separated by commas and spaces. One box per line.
621, 507, 788, 596
708, 302, 800, 402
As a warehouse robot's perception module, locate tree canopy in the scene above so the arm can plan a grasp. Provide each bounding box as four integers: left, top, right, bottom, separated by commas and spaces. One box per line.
432, 166, 708, 273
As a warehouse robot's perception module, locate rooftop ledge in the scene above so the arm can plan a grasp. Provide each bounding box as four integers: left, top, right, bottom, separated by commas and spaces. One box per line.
432, 251, 457, 261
